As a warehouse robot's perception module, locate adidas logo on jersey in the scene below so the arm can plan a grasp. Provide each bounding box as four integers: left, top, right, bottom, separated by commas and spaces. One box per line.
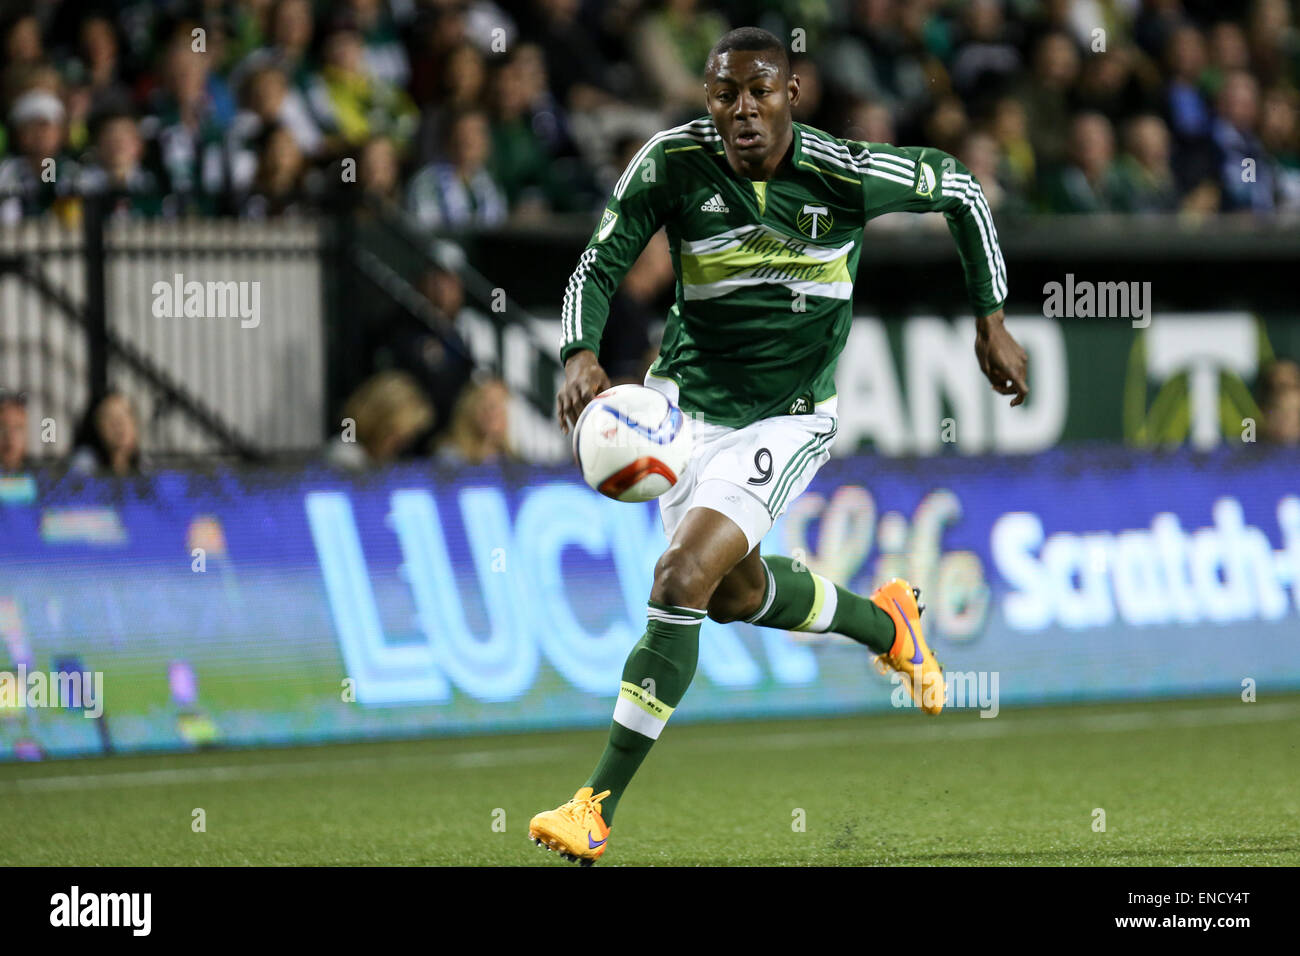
700, 193, 729, 213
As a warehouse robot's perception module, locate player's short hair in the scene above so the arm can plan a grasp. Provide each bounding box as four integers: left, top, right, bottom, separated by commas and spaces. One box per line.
706, 27, 789, 78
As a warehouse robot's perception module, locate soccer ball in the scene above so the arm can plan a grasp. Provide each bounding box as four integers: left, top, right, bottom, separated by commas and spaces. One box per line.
573, 384, 692, 502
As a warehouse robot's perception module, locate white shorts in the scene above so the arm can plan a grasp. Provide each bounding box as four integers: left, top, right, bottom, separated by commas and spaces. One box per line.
648, 375, 838, 554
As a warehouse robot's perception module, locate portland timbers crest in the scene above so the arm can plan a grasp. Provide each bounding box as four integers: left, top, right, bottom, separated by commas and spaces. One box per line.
796, 203, 833, 239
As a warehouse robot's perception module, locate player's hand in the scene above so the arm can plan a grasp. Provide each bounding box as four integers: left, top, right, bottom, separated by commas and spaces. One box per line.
556, 350, 611, 434
975, 310, 1029, 407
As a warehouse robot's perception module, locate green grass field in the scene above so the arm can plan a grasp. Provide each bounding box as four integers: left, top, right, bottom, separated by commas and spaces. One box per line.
2, 694, 1297, 866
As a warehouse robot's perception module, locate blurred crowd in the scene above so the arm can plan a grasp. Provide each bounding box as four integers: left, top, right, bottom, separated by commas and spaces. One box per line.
0, 0, 1298, 227
0, 370, 517, 474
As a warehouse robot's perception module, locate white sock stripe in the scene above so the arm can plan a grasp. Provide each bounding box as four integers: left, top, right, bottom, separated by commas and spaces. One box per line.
745, 558, 778, 624
613, 697, 666, 739
646, 604, 706, 625
647, 606, 707, 621
809, 574, 839, 633
647, 615, 706, 628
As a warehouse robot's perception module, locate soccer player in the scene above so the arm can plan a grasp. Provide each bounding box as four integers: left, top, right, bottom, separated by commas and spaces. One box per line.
530, 27, 1028, 864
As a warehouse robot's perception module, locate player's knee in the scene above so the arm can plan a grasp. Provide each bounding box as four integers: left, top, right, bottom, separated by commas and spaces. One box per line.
706, 578, 764, 624
651, 545, 717, 610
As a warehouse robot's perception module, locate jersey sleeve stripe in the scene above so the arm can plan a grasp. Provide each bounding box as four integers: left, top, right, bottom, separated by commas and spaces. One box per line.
868, 155, 916, 175
562, 247, 597, 345
950, 174, 1008, 300
801, 138, 871, 173
864, 167, 914, 187
942, 174, 1006, 303
614, 122, 719, 199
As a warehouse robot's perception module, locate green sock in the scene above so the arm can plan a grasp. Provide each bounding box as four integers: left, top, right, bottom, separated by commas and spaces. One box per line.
584, 601, 703, 824
747, 555, 896, 654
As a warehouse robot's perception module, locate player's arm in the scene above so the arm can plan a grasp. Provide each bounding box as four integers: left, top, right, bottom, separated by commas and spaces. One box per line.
858, 142, 1029, 406
557, 140, 675, 433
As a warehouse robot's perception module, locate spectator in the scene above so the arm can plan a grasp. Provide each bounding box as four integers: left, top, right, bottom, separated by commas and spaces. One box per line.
991, 95, 1036, 200
488, 45, 593, 217
922, 94, 969, 157
307, 26, 417, 151
824, 0, 935, 126
77, 112, 165, 218
415, 42, 488, 166
958, 128, 1016, 213
342, 0, 411, 90
61, 15, 133, 147
139, 36, 230, 211
2, 14, 46, 107
789, 55, 833, 131
843, 99, 897, 145
1247, 0, 1300, 90
1257, 358, 1300, 444
1041, 112, 1124, 213
1259, 86, 1300, 209
435, 376, 512, 466
70, 390, 145, 476
1206, 21, 1253, 95
1212, 69, 1275, 212
240, 123, 313, 218
632, 0, 729, 117
356, 133, 402, 207
324, 370, 435, 468
375, 264, 478, 432
1017, 31, 1081, 167
408, 5, 471, 107
1163, 23, 1214, 141
0, 88, 79, 225
0, 390, 29, 473
1134, 0, 1186, 62
1074, 44, 1157, 127
948, 0, 1022, 111
227, 65, 324, 190
524, 0, 627, 113
236, 0, 317, 94
406, 107, 507, 230
1114, 114, 1179, 213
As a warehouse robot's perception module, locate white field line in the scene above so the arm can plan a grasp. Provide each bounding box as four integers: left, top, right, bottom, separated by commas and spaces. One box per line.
2, 701, 1295, 794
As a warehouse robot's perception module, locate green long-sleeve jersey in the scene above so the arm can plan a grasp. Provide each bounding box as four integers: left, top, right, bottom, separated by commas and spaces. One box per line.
561, 116, 1007, 427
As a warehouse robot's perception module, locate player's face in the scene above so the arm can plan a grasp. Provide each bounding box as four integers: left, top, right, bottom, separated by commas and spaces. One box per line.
705, 50, 798, 167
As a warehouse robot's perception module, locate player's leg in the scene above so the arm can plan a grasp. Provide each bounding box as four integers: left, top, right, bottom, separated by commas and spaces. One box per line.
707, 547, 892, 654
582, 507, 748, 811
527, 505, 750, 863
705, 411, 945, 713
709, 549, 943, 711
